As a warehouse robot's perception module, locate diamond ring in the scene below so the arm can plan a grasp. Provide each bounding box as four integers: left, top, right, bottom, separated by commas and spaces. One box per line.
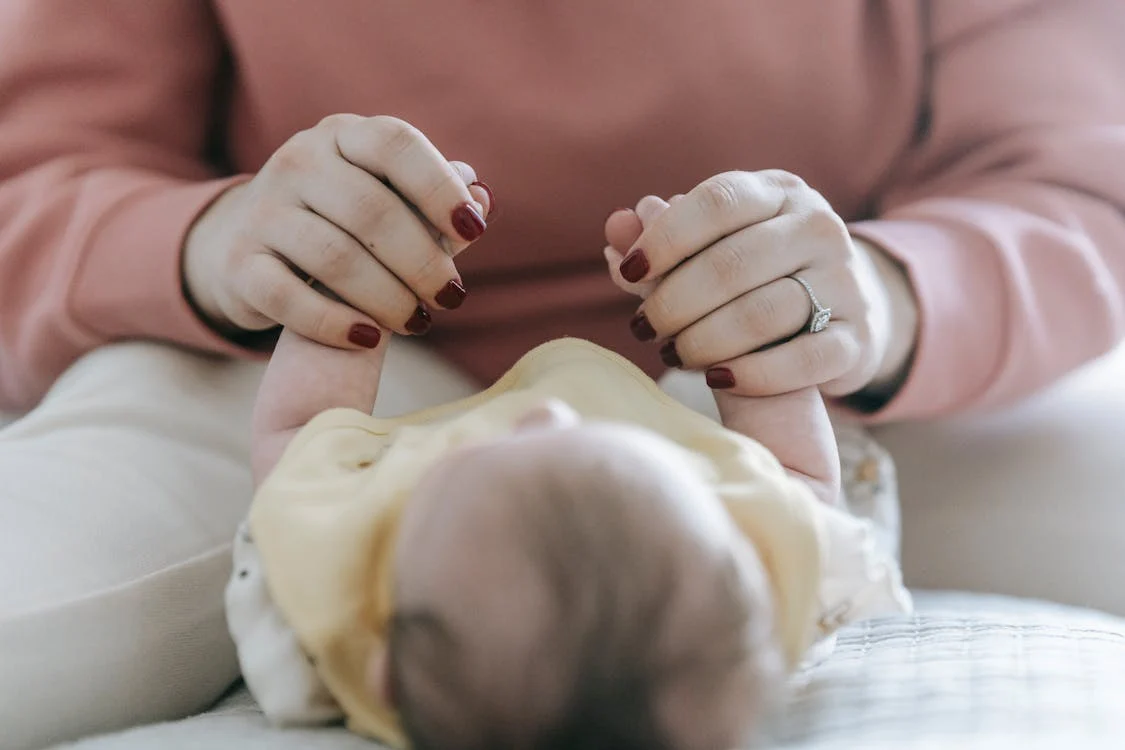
789, 275, 832, 334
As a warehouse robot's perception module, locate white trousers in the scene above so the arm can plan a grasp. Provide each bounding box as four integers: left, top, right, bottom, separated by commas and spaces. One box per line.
0, 340, 483, 750
2, 339, 1124, 749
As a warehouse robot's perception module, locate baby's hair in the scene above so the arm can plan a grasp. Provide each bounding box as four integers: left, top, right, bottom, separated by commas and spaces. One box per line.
388, 440, 773, 750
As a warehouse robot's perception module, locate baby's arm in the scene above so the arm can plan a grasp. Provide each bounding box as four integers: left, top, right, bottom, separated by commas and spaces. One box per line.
713, 388, 841, 505
252, 325, 389, 484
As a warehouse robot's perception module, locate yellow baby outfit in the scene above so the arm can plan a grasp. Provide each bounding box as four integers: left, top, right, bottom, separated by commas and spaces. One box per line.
244, 338, 910, 746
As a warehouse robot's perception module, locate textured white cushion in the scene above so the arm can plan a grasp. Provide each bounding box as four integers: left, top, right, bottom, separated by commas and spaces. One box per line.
61, 592, 1125, 749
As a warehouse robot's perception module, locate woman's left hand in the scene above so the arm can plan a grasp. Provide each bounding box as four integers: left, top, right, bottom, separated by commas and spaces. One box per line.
605, 170, 905, 398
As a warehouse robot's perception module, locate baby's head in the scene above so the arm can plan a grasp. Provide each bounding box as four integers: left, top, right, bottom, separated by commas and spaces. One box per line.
374, 400, 783, 750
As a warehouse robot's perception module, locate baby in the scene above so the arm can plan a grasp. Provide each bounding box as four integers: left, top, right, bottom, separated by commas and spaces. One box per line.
226, 329, 911, 750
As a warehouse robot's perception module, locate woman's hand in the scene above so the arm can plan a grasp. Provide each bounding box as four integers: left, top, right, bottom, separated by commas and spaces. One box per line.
604, 199, 841, 504
604, 171, 916, 399
182, 114, 494, 348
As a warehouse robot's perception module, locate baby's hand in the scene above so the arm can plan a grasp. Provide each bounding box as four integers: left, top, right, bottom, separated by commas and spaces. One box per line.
604, 196, 675, 301
605, 198, 841, 504
252, 323, 391, 485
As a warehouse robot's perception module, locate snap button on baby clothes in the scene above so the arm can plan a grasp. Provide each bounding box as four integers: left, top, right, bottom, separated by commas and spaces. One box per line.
855, 457, 880, 484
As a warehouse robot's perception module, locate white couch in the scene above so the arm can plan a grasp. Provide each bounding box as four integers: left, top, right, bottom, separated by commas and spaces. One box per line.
48, 345, 1125, 748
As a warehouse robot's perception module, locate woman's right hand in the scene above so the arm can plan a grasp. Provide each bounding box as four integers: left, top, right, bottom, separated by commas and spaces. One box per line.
182, 114, 494, 348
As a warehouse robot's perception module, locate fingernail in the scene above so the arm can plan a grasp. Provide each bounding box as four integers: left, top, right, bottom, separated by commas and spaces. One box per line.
606, 206, 630, 222
619, 249, 650, 283
405, 306, 432, 335
451, 202, 486, 241
705, 367, 736, 390
660, 339, 682, 368
435, 279, 468, 310
470, 181, 496, 219
629, 311, 657, 342
347, 323, 382, 349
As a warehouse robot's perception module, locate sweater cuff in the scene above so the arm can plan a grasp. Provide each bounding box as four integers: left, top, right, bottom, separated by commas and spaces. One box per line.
844, 218, 1007, 424
70, 174, 262, 358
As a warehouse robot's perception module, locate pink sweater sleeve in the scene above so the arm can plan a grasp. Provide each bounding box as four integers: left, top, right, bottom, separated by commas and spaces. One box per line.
0, 1, 250, 411
849, 0, 1125, 422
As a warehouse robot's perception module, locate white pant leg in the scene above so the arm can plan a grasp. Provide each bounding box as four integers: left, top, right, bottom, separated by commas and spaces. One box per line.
0, 342, 264, 750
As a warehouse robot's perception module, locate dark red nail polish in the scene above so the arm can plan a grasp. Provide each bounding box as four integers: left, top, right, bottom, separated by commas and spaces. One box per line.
660, 339, 683, 368
630, 311, 657, 342
470, 181, 496, 219
451, 202, 486, 241
706, 367, 736, 390
435, 279, 468, 310
619, 249, 650, 283
405, 306, 432, 335
347, 323, 382, 349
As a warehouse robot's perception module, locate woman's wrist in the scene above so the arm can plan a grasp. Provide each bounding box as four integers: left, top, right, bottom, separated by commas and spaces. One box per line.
180, 182, 280, 348
851, 236, 919, 406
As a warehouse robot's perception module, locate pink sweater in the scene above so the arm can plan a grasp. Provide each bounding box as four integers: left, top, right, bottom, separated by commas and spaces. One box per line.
1, 1, 1124, 419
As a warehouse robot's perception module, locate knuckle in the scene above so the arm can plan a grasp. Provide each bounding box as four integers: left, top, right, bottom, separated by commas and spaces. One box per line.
271, 133, 318, 173
799, 341, 829, 382
316, 113, 356, 131
305, 305, 338, 344
761, 169, 807, 191
351, 191, 395, 240
314, 237, 354, 280
740, 365, 778, 396
707, 241, 747, 284
249, 274, 289, 320
805, 208, 849, 249
649, 220, 679, 258
739, 291, 781, 335
375, 117, 423, 158
696, 174, 742, 219
674, 332, 705, 366
644, 291, 676, 329
407, 250, 451, 290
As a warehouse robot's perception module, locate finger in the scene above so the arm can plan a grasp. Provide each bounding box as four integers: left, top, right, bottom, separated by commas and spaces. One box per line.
606, 208, 642, 253
665, 276, 827, 369
297, 157, 467, 312
640, 214, 822, 335
259, 208, 425, 335
468, 181, 495, 219
335, 116, 488, 248
604, 246, 657, 299
449, 161, 496, 220
634, 195, 670, 225
240, 253, 391, 349
618, 171, 792, 283
449, 160, 477, 185
701, 326, 860, 397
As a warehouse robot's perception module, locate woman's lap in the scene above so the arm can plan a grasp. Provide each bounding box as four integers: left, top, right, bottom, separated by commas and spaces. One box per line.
0, 338, 481, 748
0, 342, 261, 747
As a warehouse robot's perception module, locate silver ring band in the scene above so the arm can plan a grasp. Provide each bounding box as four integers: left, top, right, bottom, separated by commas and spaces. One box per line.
789, 275, 832, 334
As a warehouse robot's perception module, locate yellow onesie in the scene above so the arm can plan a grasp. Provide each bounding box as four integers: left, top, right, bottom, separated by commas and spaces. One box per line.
246, 338, 911, 746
